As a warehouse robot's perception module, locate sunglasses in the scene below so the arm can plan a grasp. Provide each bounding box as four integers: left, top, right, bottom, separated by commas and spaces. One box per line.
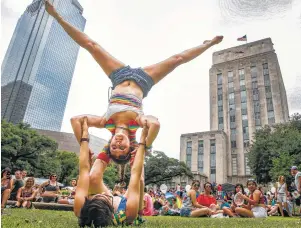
205, 185, 212, 188
51, 176, 57, 178
194, 184, 200, 187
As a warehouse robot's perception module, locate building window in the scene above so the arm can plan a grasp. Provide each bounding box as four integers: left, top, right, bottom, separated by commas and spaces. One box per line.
255, 126, 261, 131
240, 80, 245, 86
231, 129, 236, 135
217, 73, 223, 85
210, 139, 216, 154
242, 114, 248, 120
241, 91, 247, 102
228, 71, 233, 82
218, 94, 223, 101
265, 86, 271, 93
198, 141, 204, 173
186, 141, 192, 168
218, 87, 223, 95
241, 102, 247, 114
245, 156, 251, 175
229, 93, 235, 100
231, 140, 236, 148
218, 117, 223, 124
230, 115, 235, 123
218, 106, 223, 112
218, 111, 223, 117
251, 66, 257, 78
229, 104, 235, 111
232, 156, 238, 175
239, 69, 245, 80
252, 81, 258, 89
244, 140, 250, 148
228, 82, 234, 88
210, 168, 216, 183
210, 153, 216, 167
267, 98, 274, 111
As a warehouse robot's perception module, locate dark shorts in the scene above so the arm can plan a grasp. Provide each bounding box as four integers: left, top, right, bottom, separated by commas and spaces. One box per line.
109, 66, 154, 98
42, 196, 57, 203
180, 207, 192, 217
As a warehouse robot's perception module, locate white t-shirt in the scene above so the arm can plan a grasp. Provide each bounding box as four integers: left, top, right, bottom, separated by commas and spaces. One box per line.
295, 171, 301, 191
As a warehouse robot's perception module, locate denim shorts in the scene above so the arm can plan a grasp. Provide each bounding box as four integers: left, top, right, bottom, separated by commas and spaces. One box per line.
109, 66, 154, 98
180, 207, 192, 217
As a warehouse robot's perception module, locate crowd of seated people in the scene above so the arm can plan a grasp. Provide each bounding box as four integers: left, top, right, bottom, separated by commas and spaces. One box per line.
1, 166, 300, 219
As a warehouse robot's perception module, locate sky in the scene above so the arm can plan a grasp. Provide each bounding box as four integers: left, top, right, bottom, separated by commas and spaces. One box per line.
1, 0, 301, 159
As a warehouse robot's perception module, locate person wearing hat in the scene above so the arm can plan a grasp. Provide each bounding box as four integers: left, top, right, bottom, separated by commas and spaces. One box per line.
291, 166, 301, 215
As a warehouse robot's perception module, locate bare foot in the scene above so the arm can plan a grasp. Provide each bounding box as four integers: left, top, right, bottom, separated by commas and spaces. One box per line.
204, 36, 224, 45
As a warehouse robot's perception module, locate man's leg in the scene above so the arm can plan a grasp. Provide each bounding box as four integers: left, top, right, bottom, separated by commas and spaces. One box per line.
143, 36, 223, 84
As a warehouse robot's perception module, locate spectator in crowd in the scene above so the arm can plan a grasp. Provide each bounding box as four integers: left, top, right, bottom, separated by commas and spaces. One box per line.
143, 187, 153, 216
275, 175, 290, 217
21, 170, 27, 180
180, 180, 211, 217
176, 184, 181, 196
217, 184, 222, 200
235, 179, 267, 218
58, 179, 77, 205
1, 168, 13, 211
9, 170, 24, 201
291, 166, 301, 215
223, 183, 246, 217
39, 174, 60, 203
197, 182, 218, 208
15, 177, 37, 208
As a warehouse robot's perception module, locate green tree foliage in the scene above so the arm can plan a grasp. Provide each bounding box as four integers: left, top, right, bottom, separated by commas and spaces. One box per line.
103, 164, 118, 189
248, 113, 301, 184
143, 151, 193, 185
56, 151, 79, 185
1, 120, 78, 183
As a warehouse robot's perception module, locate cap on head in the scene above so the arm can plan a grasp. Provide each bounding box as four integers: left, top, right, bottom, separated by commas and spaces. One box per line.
291, 166, 298, 170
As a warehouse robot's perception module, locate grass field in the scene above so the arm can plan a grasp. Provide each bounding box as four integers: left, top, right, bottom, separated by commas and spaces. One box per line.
1, 209, 300, 228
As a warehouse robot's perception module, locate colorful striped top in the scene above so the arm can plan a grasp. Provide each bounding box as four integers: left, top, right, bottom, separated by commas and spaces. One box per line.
109, 93, 142, 109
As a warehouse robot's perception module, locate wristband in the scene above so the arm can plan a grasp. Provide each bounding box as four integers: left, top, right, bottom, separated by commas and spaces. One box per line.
138, 142, 146, 147
80, 138, 89, 143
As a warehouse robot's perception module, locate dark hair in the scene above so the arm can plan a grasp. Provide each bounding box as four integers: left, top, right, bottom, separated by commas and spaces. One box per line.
1, 167, 11, 177
246, 179, 257, 187
234, 183, 245, 195
79, 198, 113, 228
191, 180, 200, 187
107, 145, 135, 165
204, 182, 212, 189
116, 164, 127, 187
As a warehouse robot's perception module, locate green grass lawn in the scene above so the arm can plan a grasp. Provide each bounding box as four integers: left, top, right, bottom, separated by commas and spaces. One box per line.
1, 209, 300, 228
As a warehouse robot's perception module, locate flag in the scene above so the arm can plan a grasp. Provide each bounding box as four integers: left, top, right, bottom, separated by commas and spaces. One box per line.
26, 0, 45, 16
237, 35, 247, 41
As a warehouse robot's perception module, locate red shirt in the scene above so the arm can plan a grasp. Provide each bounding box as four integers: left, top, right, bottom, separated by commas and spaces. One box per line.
197, 194, 217, 207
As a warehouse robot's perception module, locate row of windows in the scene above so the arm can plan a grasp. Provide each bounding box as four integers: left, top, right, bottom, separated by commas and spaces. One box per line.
232, 155, 251, 175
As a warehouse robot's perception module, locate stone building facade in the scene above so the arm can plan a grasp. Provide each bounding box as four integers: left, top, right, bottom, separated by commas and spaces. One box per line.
180, 131, 227, 184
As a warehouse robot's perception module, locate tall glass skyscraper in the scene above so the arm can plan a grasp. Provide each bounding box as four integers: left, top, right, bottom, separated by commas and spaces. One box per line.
1, 0, 86, 131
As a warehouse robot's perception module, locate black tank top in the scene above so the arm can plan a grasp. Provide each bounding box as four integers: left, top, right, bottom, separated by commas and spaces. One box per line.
11, 179, 24, 194
45, 182, 58, 191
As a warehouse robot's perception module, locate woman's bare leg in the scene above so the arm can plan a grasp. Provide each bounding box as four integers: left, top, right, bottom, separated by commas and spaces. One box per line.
143, 36, 223, 84
190, 208, 210, 217
235, 207, 254, 218
278, 202, 284, 216
223, 207, 235, 217
1, 189, 11, 208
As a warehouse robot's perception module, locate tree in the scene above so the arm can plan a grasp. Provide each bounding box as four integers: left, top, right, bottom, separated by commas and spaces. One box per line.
248, 113, 301, 184
103, 164, 118, 189
1, 120, 61, 177
143, 151, 193, 185
56, 151, 79, 185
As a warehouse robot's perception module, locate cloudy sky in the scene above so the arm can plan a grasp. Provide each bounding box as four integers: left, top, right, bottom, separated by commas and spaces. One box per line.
1, 0, 301, 158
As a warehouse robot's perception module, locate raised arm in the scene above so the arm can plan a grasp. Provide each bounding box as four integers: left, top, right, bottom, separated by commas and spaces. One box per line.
70, 114, 106, 144
74, 116, 91, 217
136, 115, 160, 147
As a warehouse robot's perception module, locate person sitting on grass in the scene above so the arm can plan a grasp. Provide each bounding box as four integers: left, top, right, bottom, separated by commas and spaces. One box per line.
74, 117, 149, 227
223, 183, 247, 217
58, 179, 77, 205
1, 168, 13, 212
39, 174, 60, 203
235, 179, 267, 218
9, 170, 24, 201
15, 177, 37, 208
180, 180, 211, 217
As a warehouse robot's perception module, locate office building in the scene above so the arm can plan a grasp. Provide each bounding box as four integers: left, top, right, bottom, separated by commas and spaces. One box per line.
1, 0, 86, 131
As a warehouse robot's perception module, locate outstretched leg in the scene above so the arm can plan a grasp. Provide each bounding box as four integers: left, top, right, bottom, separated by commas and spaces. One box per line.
45, 0, 125, 76
143, 36, 223, 84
